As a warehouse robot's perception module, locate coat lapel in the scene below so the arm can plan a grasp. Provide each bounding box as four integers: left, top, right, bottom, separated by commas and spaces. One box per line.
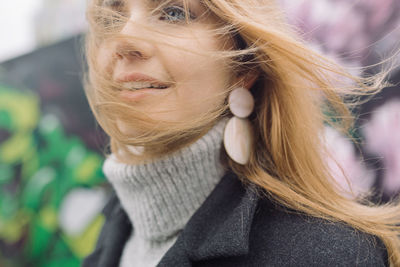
158, 171, 260, 266
84, 171, 260, 267
82, 193, 133, 267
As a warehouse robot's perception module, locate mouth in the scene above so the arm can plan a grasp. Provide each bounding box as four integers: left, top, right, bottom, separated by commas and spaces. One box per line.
115, 73, 171, 91
116, 79, 171, 102
121, 81, 169, 91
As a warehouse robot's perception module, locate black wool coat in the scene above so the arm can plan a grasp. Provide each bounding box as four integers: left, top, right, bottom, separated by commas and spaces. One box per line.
83, 172, 388, 267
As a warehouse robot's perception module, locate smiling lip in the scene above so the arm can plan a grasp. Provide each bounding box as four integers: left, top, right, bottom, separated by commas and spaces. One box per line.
116, 73, 169, 87
115, 72, 170, 101
119, 88, 168, 102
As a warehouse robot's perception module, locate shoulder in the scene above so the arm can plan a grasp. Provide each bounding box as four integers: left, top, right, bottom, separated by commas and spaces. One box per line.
246, 197, 389, 266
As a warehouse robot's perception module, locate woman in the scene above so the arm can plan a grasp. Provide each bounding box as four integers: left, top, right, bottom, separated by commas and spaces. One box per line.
82, 0, 400, 266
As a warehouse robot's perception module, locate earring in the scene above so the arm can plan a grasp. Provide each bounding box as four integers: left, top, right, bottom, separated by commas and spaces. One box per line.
223, 87, 254, 165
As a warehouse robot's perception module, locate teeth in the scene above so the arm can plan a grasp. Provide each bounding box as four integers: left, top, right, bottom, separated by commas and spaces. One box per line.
122, 81, 168, 90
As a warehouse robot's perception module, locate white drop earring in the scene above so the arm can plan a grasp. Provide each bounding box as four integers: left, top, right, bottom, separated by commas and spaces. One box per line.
223, 87, 255, 165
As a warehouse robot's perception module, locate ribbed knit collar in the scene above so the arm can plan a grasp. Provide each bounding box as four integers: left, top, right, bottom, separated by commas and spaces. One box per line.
103, 119, 227, 242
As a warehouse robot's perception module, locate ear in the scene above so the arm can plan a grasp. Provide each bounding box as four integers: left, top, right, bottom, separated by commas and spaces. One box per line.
234, 71, 259, 90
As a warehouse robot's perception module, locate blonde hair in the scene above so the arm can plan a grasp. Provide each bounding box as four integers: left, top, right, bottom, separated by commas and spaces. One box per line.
85, 0, 400, 265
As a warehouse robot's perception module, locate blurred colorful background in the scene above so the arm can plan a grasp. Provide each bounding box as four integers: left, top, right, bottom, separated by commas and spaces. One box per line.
0, 0, 399, 266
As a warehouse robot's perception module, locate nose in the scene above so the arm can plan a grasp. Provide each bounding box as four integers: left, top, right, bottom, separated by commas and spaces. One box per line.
115, 41, 150, 61
113, 13, 155, 62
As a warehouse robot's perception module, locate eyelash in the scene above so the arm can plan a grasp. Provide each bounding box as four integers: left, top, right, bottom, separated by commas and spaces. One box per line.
159, 5, 196, 23
102, 2, 196, 24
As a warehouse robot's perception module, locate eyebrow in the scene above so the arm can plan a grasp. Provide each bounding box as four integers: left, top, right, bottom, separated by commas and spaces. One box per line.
102, 0, 164, 6
102, 0, 123, 7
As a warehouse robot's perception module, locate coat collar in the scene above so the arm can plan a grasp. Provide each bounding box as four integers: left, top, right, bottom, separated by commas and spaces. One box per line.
85, 171, 260, 267
158, 171, 260, 265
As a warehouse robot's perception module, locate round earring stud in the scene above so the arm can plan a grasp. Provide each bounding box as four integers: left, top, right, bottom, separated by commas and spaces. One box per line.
228, 87, 255, 118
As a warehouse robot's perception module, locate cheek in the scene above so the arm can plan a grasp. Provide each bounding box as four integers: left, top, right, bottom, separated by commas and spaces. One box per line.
97, 43, 115, 75
161, 35, 233, 105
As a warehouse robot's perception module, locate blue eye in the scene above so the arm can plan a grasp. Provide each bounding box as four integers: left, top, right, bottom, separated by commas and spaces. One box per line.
160, 6, 194, 22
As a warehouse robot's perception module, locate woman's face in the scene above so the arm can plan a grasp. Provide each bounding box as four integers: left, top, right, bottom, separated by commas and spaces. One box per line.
98, 0, 238, 136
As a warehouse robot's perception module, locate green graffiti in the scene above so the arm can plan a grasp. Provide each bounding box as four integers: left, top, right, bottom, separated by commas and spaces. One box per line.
0, 87, 38, 164
0, 85, 107, 267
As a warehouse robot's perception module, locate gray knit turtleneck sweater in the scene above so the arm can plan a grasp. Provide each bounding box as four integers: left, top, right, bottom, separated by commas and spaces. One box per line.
103, 120, 228, 267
